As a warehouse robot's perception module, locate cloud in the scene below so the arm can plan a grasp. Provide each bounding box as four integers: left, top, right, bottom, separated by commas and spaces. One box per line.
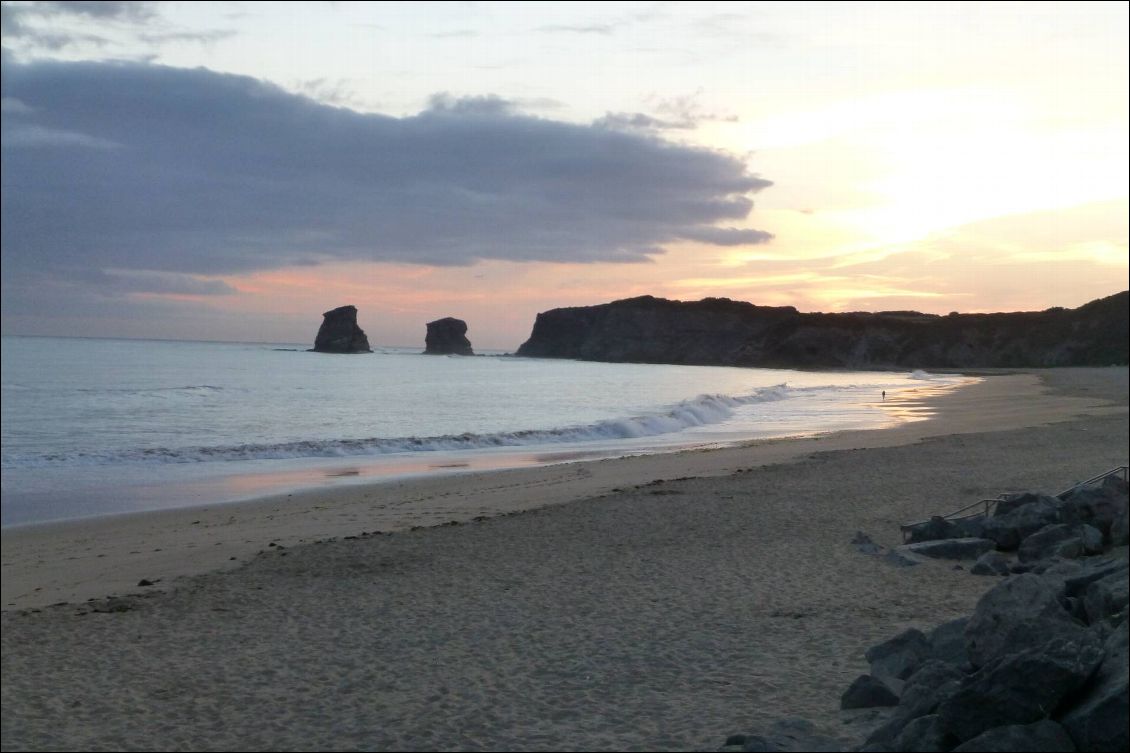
595, 91, 740, 132
2, 1, 233, 55
536, 24, 616, 35
0, 59, 772, 302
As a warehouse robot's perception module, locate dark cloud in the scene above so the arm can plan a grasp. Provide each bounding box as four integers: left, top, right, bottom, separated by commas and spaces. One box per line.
2, 1, 233, 54
593, 112, 691, 131
1, 60, 771, 301
136, 29, 239, 45
596, 92, 740, 133
41, 2, 157, 21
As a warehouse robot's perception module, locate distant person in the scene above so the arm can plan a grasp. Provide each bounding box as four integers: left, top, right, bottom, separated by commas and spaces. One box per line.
882, 390, 886, 401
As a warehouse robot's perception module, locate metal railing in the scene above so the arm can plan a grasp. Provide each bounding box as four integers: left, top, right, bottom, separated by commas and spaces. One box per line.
899, 465, 1128, 543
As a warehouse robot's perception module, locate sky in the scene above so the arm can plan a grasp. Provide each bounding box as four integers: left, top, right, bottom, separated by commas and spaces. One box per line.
1, 1, 1127, 348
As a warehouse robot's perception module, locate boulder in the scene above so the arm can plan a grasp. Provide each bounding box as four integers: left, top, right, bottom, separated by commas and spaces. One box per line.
719, 717, 845, 752
866, 628, 930, 682
841, 674, 900, 709
312, 305, 372, 353
1060, 557, 1126, 599
971, 551, 1012, 576
1059, 476, 1129, 543
1059, 620, 1128, 752
424, 317, 474, 355
982, 497, 1062, 550
862, 662, 964, 747
952, 719, 1077, 752
927, 618, 971, 669
1082, 568, 1129, 625
994, 492, 1060, 519
1018, 524, 1087, 563
883, 549, 923, 568
852, 531, 884, 555
896, 538, 995, 561
1113, 501, 1129, 547
937, 634, 1104, 742
893, 715, 955, 752
964, 573, 1089, 669
905, 516, 961, 544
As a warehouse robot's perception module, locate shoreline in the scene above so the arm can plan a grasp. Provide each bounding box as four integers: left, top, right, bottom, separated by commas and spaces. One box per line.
2, 367, 1127, 751
2, 369, 1124, 612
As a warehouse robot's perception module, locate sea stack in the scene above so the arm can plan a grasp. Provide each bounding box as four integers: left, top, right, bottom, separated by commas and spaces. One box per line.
312, 305, 372, 353
425, 317, 474, 355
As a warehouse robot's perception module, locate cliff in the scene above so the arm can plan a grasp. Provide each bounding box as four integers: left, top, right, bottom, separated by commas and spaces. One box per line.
515, 292, 1129, 369
312, 305, 372, 353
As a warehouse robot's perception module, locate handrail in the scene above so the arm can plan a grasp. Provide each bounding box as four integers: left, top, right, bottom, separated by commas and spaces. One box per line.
1056, 465, 1128, 498
899, 465, 1128, 543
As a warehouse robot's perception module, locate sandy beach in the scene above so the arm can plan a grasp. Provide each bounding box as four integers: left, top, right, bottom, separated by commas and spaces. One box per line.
2, 367, 1127, 751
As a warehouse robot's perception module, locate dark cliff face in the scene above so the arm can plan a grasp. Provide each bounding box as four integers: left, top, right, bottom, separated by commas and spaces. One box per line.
425, 317, 474, 355
515, 292, 1129, 369
312, 305, 372, 353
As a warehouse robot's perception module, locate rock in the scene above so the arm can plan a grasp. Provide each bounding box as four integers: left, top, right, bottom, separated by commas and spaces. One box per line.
905, 516, 962, 544
982, 497, 1062, 550
863, 662, 964, 747
841, 674, 900, 709
964, 573, 1090, 669
1059, 620, 1128, 752
1082, 568, 1129, 625
866, 628, 930, 682
937, 634, 1104, 742
1018, 524, 1087, 563
893, 715, 955, 752
1079, 525, 1104, 555
424, 317, 473, 355
312, 305, 372, 353
896, 538, 996, 561
951, 719, 1077, 752
1059, 476, 1129, 543
1058, 557, 1127, 600
1112, 500, 1129, 547
883, 549, 923, 568
971, 551, 1012, 576
994, 492, 1060, 518
927, 618, 971, 669
852, 531, 884, 555
720, 718, 845, 752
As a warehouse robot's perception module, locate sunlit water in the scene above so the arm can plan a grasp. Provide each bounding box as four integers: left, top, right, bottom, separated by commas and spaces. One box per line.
1, 336, 969, 526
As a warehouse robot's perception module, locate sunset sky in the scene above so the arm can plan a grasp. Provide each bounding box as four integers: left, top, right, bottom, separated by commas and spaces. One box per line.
2, 1, 1127, 348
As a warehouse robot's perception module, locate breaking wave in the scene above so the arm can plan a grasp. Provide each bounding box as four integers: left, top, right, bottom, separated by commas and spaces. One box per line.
8, 384, 794, 467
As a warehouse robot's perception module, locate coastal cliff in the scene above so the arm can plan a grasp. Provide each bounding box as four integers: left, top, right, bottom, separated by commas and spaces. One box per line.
516, 292, 1129, 368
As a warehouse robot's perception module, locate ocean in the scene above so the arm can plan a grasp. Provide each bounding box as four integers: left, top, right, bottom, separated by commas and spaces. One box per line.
0, 336, 969, 527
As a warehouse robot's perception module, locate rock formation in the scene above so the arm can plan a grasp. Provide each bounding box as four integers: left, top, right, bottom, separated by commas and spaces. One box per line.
312, 305, 371, 353
425, 317, 474, 355
516, 291, 1129, 369
716, 472, 1130, 753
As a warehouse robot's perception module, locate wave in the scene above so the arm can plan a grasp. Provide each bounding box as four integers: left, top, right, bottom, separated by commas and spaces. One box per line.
74, 384, 225, 394
7, 384, 793, 468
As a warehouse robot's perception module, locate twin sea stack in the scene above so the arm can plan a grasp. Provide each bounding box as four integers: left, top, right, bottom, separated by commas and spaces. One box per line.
425, 317, 474, 356
312, 305, 372, 353
515, 292, 1129, 369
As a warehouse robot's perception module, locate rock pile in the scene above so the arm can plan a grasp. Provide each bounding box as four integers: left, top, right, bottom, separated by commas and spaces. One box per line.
718, 475, 1128, 752
897, 474, 1128, 574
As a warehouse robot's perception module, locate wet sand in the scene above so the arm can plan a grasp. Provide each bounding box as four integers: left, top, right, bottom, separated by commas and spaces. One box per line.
1, 367, 1126, 751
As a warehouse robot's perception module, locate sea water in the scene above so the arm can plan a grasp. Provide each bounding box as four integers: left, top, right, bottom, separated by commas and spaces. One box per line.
0, 336, 969, 526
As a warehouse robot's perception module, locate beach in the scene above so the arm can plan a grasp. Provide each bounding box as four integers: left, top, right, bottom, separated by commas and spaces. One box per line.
2, 367, 1127, 751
